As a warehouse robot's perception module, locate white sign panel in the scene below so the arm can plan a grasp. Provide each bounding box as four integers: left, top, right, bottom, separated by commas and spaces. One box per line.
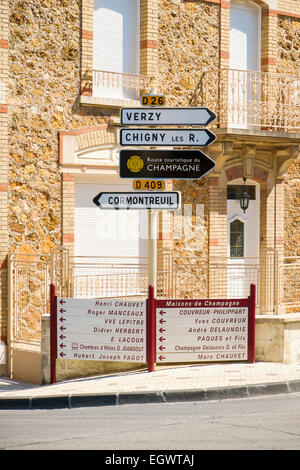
120, 107, 216, 126
156, 299, 249, 363
57, 298, 146, 363
93, 191, 180, 210
119, 128, 216, 147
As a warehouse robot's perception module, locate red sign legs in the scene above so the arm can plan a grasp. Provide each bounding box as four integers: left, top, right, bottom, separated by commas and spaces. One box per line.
248, 283, 256, 363
146, 284, 156, 372
50, 284, 57, 384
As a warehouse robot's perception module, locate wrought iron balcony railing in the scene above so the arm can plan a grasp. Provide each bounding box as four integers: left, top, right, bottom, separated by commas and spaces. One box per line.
195, 68, 300, 132
92, 69, 154, 101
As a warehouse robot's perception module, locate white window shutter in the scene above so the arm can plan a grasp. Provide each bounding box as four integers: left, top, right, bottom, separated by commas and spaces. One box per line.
230, 1, 261, 71
74, 177, 148, 262
93, 0, 139, 74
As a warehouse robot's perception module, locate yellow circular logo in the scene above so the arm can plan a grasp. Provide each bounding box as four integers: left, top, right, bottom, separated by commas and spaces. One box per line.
127, 155, 144, 173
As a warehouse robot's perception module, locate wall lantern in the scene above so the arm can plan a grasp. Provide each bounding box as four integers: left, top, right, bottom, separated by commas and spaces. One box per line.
240, 177, 249, 213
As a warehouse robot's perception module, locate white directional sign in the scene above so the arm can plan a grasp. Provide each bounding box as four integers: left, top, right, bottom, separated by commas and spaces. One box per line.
155, 299, 249, 363
57, 297, 146, 363
93, 191, 181, 210
120, 107, 216, 126
119, 128, 216, 147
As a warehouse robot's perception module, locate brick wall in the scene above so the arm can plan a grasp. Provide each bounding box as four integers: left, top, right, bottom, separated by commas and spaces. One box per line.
0, 0, 8, 350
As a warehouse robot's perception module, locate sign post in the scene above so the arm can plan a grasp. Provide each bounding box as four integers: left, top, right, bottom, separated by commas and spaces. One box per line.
120, 102, 216, 300
146, 284, 156, 372
50, 283, 57, 384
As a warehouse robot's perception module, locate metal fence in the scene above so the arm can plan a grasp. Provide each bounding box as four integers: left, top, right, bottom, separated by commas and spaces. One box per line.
7, 247, 300, 347
281, 257, 300, 313
194, 68, 300, 131
8, 252, 50, 346
93, 69, 154, 100
157, 250, 260, 303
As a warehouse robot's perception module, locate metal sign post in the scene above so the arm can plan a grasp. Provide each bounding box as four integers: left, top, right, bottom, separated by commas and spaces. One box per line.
148, 211, 157, 298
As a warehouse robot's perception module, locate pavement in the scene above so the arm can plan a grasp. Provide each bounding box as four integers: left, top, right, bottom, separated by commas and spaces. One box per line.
1, 361, 300, 409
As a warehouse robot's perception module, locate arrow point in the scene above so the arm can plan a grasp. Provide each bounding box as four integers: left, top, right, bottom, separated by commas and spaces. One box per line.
206, 108, 216, 124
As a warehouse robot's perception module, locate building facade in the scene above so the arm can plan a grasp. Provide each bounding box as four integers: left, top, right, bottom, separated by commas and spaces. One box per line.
0, 0, 299, 382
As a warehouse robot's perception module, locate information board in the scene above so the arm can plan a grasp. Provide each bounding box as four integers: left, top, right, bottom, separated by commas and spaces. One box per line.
56, 297, 146, 363
155, 298, 251, 363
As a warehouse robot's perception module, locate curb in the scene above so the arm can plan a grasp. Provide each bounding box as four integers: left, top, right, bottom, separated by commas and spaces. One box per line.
1, 380, 300, 410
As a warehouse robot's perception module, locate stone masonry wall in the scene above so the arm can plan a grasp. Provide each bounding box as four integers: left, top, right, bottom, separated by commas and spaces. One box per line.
278, 16, 300, 256
7, 0, 116, 354
8, 0, 112, 257
157, 0, 219, 107
157, 0, 220, 295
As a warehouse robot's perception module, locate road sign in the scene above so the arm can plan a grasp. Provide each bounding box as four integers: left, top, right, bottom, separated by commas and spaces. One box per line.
140, 95, 166, 106
120, 107, 216, 126
56, 297, 147, 362
119, 149, 215, 180
119, 128, 216, 147
155, 298, 250, 363
93, 191, 180, 210
133, 180, 166, 190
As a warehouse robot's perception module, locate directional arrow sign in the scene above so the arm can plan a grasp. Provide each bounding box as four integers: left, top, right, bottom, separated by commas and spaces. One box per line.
120, 107, 216, 126
119, 128, 216, 147
93, 191, 180, 210
119, 149, 215, 180
56, 297, 147, 363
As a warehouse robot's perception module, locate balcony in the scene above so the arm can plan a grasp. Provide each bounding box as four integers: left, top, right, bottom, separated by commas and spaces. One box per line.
196, 68, 300, 132
80, 70, 154, 108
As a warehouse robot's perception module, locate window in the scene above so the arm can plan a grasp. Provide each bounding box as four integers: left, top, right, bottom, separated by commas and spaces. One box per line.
230, 0, 261, 72
93, 0, 140, 99
227, 185, 256, 200
230, 219, 244, 258
229, 1, 261, 127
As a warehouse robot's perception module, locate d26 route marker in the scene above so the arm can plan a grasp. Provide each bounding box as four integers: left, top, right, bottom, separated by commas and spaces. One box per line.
140, 95, 166, 106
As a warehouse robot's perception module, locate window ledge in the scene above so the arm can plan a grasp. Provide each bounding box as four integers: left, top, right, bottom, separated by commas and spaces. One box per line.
80, 95, 141, 109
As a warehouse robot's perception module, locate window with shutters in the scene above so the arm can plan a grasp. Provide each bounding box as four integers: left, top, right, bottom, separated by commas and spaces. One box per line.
228, 1, 261, 128
230, 219, 244, 258
93, 0, 140, 100
230, 1, 261, 72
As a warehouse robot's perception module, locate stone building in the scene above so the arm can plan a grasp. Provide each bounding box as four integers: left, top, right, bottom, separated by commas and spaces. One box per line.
0, 0, 299, 382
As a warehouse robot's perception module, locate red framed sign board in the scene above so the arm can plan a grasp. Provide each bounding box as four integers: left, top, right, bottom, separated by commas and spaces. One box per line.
155, 297, 252, 363
50, 284, 255, 383
146, 284, 256, 372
